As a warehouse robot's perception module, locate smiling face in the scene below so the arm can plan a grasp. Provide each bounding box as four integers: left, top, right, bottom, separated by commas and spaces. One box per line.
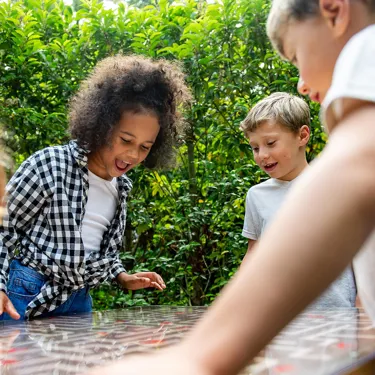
88, 111, 160, 180
248, 121, 309, 181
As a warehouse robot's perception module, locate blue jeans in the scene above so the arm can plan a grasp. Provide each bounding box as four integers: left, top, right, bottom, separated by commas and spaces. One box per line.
0, 260, 92, 320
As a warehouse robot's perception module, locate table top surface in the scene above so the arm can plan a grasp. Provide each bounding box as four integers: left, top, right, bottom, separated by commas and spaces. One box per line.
1, 306, 375, 375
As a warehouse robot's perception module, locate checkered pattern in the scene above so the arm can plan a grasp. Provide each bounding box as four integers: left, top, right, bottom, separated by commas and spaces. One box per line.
0, 141, 132, 318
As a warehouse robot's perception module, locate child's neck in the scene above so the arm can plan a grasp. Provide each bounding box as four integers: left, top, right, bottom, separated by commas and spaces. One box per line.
346, 5, 375, 40
292, 159, 309, 180
276, 158, 309, 182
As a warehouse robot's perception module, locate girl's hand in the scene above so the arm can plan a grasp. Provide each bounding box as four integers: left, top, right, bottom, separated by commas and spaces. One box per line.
0, 291, 20, 320
116, 272, 166, 291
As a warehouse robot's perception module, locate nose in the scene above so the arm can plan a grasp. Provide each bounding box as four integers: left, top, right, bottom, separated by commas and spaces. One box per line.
258, 148, 269, 162
126, 147, 139, 163
297, 77, 310, 96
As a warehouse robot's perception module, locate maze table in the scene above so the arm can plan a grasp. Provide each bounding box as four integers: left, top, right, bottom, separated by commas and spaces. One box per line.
1, 306, 375, 374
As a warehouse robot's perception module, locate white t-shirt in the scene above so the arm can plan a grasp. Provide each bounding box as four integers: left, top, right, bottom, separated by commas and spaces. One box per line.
243, 178, 357, 309
323, 24, 375, 322
323, 24, 375, 130
242, 178, 293, 240
81, 171, 118, 258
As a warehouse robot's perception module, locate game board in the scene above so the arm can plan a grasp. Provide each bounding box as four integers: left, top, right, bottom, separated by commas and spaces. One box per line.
1, 306, 375, 374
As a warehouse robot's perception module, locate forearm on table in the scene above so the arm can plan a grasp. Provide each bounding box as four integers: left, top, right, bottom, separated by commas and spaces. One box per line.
181, 109, 375, 375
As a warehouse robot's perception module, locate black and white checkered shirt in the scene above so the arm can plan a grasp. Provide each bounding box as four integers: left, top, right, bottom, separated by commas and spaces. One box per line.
0, 141, 132, 318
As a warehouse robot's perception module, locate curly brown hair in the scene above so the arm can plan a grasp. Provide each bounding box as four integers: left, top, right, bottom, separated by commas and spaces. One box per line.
69, 55, 191, 169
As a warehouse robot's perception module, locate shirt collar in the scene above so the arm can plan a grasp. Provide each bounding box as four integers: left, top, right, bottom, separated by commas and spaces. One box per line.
69, 140, 89, 168
117, 174, 133, 197
69, 140, 133, 196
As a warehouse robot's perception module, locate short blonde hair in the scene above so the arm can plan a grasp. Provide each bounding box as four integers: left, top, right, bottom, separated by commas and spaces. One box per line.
267, 0, 375, 58
266, 0, 320, 58
240, 92, 310, 136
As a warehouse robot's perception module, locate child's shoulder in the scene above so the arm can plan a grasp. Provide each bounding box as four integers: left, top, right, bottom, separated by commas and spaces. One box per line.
9, 144, 75, 189
333, 24, 375, 81
347, 24, 375, 49
26, 143, 73, 167
248, 178, 279, 192
18, 144, 75, 178
324, 25, 375, 128
247, 178, 290, 198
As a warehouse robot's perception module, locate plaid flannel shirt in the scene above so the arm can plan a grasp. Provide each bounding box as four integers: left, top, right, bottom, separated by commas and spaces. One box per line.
0, 141, 132, 318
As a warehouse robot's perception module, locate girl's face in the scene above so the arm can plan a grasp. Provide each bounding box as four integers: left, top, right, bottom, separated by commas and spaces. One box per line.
88, 111, 160, 180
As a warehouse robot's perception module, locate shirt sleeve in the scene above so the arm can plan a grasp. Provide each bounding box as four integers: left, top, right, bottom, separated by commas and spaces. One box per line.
108, 255, 127, 281
0, 158, 48, 293
323, 26, 375, 130
242, 188, 262, 240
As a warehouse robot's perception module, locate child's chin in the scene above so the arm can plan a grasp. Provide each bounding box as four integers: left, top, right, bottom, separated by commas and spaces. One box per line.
114, 167, 127, 176
265, 169, 277, 176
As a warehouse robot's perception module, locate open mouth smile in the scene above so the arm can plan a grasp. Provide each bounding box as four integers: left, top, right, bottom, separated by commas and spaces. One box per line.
115, 159, 132, 174
264, 162, 278, 173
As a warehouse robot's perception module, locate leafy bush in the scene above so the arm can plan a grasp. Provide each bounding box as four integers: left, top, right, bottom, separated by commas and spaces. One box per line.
0, 0, 325, 309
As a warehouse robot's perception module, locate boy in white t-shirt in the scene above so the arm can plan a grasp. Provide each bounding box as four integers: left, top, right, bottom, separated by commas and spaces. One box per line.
88, 1, 375, 374
241, 92, 356, 309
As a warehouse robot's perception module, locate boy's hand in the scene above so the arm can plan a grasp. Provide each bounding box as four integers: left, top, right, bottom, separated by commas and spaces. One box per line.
0, 291, 20, 320
87, 347, 211, 375
116, 272, 166, 291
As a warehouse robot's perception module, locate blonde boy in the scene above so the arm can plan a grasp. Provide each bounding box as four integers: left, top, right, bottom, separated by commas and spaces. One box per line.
90, 0, 375, 374
241, 92, 356, 309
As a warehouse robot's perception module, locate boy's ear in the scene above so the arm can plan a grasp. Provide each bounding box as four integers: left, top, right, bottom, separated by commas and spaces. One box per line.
299, 125, 310, 146
319, 0, 350, 37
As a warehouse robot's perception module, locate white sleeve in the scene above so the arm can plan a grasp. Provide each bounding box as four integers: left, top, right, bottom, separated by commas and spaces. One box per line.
242, 189, 262, 240
323, 25, 375, 130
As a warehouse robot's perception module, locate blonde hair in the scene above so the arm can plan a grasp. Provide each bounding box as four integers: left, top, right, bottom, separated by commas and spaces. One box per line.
240, 92, 310, 136
267, 0, 375, 58
267, 0, 320, 58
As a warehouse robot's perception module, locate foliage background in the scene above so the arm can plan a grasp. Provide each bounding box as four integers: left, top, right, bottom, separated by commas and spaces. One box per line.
0, 0, 326, 309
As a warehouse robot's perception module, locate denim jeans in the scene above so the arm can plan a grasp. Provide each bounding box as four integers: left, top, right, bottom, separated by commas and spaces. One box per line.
0, 259, 92, 320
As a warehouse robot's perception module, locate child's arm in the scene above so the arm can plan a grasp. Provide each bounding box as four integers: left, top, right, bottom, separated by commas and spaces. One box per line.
89, 105, 375, 375
178, 104, 375, 375
356, 295, 363, 308
242, 239, 257, 264
241, 188, 261, 264
116, 271, 166, 290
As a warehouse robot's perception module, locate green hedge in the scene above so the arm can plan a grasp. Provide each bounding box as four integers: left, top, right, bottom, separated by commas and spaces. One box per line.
0, 0, 326, 309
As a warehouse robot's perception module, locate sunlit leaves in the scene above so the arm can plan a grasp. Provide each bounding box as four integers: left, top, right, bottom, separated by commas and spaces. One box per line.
0, 0, 325, 309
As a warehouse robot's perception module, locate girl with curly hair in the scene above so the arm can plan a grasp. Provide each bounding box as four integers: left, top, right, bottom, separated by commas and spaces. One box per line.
0, 55, 191, 320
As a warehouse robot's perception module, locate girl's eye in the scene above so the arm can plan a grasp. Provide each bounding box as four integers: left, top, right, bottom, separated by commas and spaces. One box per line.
121, 138, 131, 144
252, 147, 259, 153
267, 141, 276, 146
141, 145, 150, 151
